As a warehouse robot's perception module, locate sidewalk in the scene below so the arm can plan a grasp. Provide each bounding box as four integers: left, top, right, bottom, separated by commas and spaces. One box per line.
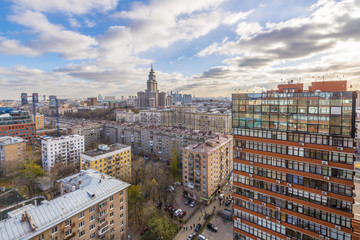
173, 185, 232, 240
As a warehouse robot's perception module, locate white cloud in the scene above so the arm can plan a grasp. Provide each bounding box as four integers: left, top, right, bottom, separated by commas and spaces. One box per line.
11, 0, 118, 14
7, 10, 98, 59
0, 37, 39, 56
69, 18, 81, 28
235, 22, 262, 38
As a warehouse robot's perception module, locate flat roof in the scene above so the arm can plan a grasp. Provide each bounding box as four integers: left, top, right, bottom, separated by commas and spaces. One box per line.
0, 169, 130, 240
82, 143, 130, 158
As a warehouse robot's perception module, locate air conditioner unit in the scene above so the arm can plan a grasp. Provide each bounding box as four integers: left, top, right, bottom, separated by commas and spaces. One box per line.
276, 207, 281, 211
277, 220, 281, 224
321, 161, 328, 165
239, 148, 243, 151
319, 235, 324, 239
335, 225, 341, 230
287, 183, 292, 187
337, 146, 344, 151
322, 191, 327, 195
249, 174, 253, 177
276, 180, 281, 184
325, 237, 330, 240
262, 202, 266, 206
299, 142, 305, 146
249, 162, 254, 165
249, 198, 253, 202
266, 216, 270, 220
324, 176, 330, 181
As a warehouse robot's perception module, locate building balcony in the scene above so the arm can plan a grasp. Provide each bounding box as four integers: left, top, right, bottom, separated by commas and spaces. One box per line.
98, 224, 109, 236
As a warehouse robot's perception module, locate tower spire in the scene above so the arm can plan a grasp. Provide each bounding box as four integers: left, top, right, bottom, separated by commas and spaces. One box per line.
151, 63, 153, 71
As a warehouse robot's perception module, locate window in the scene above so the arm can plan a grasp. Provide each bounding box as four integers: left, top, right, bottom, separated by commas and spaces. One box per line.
89, 215, 95, 222
90, 232, 96, 239
79, 230, 85, 237
65, 229, 72, 237
78, 212, 84, 219
90, 224, 95, 231
120, 206, 124, 211
52, 226, 57, 234
65, 219, 72, 226
110, 204, 114, 210
119, 190, 123, 196
110, 196, 114, 201
79, 221, 85, 228
110, 212, 114, 217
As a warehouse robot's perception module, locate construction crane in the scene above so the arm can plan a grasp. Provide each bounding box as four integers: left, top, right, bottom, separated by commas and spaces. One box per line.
55, 98, 60, 137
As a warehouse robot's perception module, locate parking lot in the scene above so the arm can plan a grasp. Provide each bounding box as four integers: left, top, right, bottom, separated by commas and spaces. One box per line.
201, 211, 233, 240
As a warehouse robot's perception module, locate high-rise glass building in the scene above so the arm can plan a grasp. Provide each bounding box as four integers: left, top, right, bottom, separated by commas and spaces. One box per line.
232, 81, 359, 240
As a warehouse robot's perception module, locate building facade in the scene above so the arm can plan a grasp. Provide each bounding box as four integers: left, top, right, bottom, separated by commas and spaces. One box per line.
0, 109, 36, 143
80, 144, 131, 181
115, 111, 139, 123
0, 169, 130, 240
232, 81, 359, 240
41, 135, 85, 171
32, 114, 44, 129
182, 134, 233, 203
69, 123, 104, 150
136, 66, 173, 108
103, 123, 214, 162
0, 136, 27, 177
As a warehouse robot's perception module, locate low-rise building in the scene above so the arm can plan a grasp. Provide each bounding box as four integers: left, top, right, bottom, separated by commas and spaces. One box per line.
0, 169, 130, 240
80, 144, 131, 181
32, 114, 44, 129
0, 136, 27, 177
41, 135, 84, 171
182, 134, 233, 203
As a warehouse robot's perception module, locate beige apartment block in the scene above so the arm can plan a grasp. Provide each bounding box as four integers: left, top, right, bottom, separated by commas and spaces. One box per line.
0, 169, 130, 240
80, 144, 131, 182
182, 134, 233, 203
0, 136, 27, 177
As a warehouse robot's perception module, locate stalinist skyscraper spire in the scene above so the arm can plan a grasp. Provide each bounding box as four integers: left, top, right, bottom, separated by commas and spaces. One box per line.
136, 65, 173, 108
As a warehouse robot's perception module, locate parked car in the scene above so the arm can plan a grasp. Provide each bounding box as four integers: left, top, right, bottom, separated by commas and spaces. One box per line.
190, 200, 195, 207
219, 193, 224, 200
174, 209, 182, 217
174, 182, 181, 186
179, 211, 187, 218
225, 198, 232, 206
187, 232, 196, 240
195, 223, 202, 232
185, 199, 191, 205
207, 223, 218, 232
204, 213, 210, 220
140, 226, 148, 235
198, 234, 208, 240
168, 185, 175, 192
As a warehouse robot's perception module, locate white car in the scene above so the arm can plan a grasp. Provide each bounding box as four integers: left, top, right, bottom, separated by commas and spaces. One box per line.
198, 235, 208, 240
174, 209, 182, 217
168, 185, 175, 192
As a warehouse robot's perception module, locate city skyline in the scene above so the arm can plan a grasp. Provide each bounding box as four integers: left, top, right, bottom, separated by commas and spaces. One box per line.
1, 0, 360, 99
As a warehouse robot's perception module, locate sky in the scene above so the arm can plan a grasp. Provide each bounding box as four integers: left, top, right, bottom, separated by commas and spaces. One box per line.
0, 0, 360, 99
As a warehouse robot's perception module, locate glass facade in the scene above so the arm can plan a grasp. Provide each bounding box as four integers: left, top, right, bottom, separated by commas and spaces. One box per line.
232, 88, 356, 240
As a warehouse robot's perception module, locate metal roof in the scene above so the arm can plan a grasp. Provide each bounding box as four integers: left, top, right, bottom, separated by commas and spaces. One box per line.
0, 169, 130, 240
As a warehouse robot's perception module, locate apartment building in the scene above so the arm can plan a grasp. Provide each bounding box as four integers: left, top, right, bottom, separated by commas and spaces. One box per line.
182, 134, 233, 203
80, 144, 131, 181
68, 123, 103, 150
0, 169, 130, 240
0, 109, 36, 143
232, 81, 359, 240
115, 110, 139, 123
104, 123, 214, 162
139, 106, 232, 134
41, 135, 85, 171
0, 136, 27, 177
32, 114, 44, 129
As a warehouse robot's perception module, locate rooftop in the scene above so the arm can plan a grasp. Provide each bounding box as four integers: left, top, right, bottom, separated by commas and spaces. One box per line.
0, 169, 130, 240
41, 134, 82, 142
82, 143, 130, 158
0, 136, 26, 145
184, 133, 233, 154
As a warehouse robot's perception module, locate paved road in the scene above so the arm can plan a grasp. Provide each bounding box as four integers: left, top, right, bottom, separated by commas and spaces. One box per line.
173, 184, 233, 240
